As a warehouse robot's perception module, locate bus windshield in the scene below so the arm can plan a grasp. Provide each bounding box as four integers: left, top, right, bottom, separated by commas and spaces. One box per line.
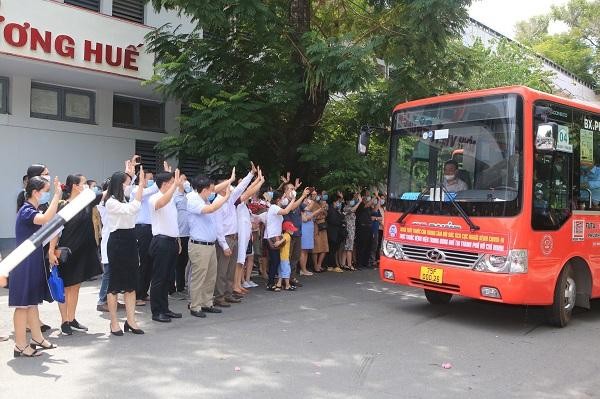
388, 94, 523, 217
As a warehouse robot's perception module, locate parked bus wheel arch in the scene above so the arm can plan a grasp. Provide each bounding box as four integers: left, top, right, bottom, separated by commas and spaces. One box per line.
548, 259, 592, 327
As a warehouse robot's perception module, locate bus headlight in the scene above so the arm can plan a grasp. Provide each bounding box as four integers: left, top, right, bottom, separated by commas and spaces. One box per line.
382, 240, 404, 260
474, 250, 527, 274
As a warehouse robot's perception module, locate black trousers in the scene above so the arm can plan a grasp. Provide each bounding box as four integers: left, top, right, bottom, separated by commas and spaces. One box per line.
170, 236, 189, 293
356, 226, 372, 268
267, 245, 280, 286
325, 237, 341, 267
149, 235, 178, 316
135, 224, 153, 300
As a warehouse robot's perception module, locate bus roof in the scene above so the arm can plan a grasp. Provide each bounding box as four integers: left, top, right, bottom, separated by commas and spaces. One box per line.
392, 86, 600, 115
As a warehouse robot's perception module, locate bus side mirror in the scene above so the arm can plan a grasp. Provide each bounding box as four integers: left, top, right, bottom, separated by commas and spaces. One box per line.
357, 126, 370, 156
535, 122, 558, 152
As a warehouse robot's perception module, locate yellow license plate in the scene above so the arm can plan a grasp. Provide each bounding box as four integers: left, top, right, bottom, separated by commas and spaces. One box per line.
419, 266, 443, 284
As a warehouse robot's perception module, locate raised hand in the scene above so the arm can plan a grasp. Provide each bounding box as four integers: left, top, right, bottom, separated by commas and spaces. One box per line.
164, 161, 172, 173
302, 187, 311, 197
294, 178, 302, 189
230, 167, 236, 183
138, 166, 146, 188
251, 161, 257, 175
174, 168, 181, 184
53, 177, 62, 198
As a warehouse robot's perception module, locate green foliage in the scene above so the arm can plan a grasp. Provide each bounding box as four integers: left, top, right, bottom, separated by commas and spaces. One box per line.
515, 0, 599, 86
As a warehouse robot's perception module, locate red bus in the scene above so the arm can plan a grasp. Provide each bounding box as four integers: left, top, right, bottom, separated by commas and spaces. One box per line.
361, 86, 600, 327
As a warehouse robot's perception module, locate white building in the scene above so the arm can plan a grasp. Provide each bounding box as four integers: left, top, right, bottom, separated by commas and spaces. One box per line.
0, 0, 195, 253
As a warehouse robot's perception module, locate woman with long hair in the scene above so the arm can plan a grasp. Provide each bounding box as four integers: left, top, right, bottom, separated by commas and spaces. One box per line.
49, 174, 102, 335
105, 169, 146, 335
10, 176, 62, 357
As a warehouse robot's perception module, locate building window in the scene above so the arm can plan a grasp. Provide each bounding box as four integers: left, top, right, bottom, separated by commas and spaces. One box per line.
0, 77, 8, 114
64, 0, 100, 12
112, 0, 145, 24
113, 96, 164, 132
30, 83, 95, 123
135, 140, 163, 173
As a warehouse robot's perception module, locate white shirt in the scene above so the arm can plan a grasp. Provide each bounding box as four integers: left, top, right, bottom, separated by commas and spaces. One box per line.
214, 172, 254, 249
187, 191, 218, 242
237, 202, 252, 235
174, 190, 190, 237
105, 197, 141, 232
264, 204, 283, 239
131, 183, 159, 224
97, 203, 109, 264
149, 192, 179, 238
443, 178, 468, 193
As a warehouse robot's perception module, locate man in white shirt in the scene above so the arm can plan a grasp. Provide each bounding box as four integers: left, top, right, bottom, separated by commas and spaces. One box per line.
131, 170, 159, 306
186, 175, 232, 317
148, 169, 184, 323
213, 166, 254, 307
443, 160, 468, 193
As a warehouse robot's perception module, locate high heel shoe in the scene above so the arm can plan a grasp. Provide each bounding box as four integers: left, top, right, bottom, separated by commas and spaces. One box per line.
110, 324, 123, 336
14, 345, 42, 358
124, 321, 144, 335
30, 338, 57, 350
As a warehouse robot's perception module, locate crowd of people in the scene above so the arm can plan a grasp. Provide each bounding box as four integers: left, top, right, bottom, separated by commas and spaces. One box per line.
0, 156, 386, 358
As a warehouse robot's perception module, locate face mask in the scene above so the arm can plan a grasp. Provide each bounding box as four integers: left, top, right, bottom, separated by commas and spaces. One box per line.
291, 190, 297, 198
267, 191, 273, 198
281, 198, 289, 206
39, 191, 51, 204
208, 193, 216, 202
349, 200, 356, 206
93, 186, 101, 195
366, 196, 371, 202
146, 180, 155, 187
380, 199, 385, 205
124, 184, 133, 197
316, 195, 321, 202
444, 174, 456, 181
336, 202, 342, 209
41, 175, 51, 182
322, 194, 328, 201
183, 181, 192, 193
83, 184, 89, 191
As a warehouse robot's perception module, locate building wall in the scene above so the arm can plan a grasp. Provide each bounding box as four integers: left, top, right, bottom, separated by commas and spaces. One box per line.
0, 0, 191, 254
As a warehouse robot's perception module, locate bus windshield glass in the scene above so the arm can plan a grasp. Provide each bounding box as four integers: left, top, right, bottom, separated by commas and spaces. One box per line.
388, 94, 523, 217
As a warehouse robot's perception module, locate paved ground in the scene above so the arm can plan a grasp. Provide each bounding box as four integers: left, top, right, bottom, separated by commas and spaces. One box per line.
1, 269, 600, 399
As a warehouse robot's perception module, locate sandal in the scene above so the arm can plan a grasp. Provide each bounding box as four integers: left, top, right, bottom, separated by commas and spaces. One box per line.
30, 338, 57, 350
272, 285, 282, 292
14, 345, 42, 358
283, 286, 296, 291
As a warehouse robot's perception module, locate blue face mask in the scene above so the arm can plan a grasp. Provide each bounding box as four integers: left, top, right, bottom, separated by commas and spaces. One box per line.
184, 181, 192, 193
208, 193, 216, 202
267, 191, 273, 198
92, 186, 101, 195
39, 191, 51, 204
146, 180, 155, 187
322, 194, 329, 201
349, 200, 356, 207
316, 195, 321, 202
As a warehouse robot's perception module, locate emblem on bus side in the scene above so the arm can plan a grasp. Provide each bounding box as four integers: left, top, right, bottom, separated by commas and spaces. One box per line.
541, 235, 553, 256
389, 224, 398, 238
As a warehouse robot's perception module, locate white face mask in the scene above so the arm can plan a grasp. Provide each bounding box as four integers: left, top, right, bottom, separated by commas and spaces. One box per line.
83, 184, 90, 191
41, 175, 51, 182
281, 197, 289, 206
444, 174, 456, 181
291, 190, 297, 199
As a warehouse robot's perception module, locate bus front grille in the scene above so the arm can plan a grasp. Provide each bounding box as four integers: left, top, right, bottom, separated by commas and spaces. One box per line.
409, 278, 461, 292
400, 244, 481, 268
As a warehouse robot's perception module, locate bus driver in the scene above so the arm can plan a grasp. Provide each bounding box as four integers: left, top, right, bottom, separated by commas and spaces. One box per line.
442, 160, 468, 193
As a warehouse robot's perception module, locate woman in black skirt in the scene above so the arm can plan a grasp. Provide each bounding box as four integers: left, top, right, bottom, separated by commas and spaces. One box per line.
104, 169, 146, 335
49, 174, 102, 335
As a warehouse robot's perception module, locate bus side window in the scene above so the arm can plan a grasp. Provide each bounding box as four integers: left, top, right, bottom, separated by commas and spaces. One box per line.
532, 153, 572, 230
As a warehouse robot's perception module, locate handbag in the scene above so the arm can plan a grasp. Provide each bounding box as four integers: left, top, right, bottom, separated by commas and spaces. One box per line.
317, 222, 328, 231
48, 267, 65, 303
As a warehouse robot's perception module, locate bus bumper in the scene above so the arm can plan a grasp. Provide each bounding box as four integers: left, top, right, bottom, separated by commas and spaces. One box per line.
379, 257, 552, 305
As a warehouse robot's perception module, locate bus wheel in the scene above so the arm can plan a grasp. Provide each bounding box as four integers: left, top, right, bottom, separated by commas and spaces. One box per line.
424, 289, 453, 305
548, 265, 576, 327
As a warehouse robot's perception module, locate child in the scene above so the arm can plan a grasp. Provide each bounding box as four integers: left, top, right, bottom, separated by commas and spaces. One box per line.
276, 221, 298, 291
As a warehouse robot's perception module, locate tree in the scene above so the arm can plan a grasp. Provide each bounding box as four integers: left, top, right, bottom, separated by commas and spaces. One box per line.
146, 0, 473, 182
514, 0, 599, 86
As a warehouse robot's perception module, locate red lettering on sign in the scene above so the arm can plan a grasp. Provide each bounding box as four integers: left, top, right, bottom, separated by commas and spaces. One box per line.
30, 28, 51, 53
105, 45, 122, 67
4, 22, 29, 47
55, 35, 75, 58
84, 40, 103, 64
124, 45, 139, 71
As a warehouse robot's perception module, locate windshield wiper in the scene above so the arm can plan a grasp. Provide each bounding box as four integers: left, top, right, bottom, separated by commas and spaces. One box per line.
439, 184, 480, 232
397, 187, 430, 225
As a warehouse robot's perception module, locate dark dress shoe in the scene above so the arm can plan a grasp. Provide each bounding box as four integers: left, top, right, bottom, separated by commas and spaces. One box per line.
225, 296, 241, 303
190, 310, 206, 318
214, 299, 231, 308
70, 319, 88, 332
110, 324, 123, 336
291, 280, 303, 287
152, 314, 172, 323
164, 310, 182, 319
201, 306, 222, 314
124, 321, 144, 334
40, 324, 51, 333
